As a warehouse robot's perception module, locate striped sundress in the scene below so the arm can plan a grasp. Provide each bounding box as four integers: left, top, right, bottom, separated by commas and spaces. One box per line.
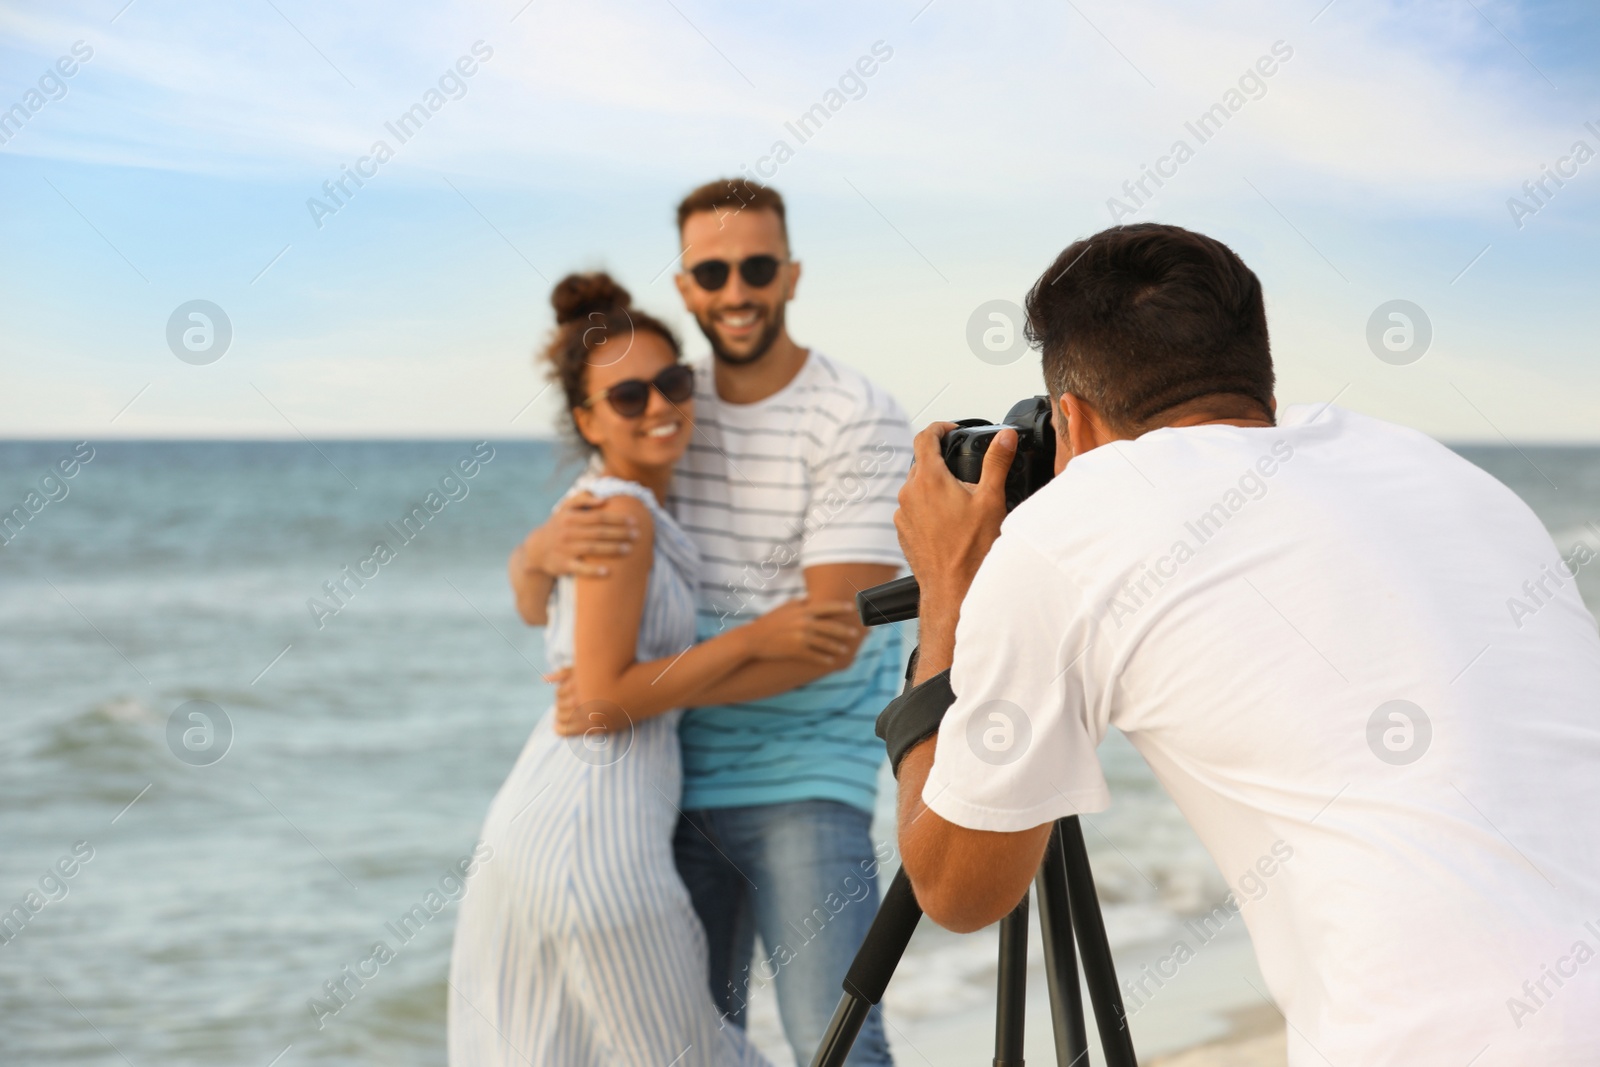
448, 475, 770, 1067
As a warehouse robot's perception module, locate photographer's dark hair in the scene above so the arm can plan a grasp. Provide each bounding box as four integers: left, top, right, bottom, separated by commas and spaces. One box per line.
676, 178, 788, 245
1024, 223, 1274, 434
541, 272, 681, 450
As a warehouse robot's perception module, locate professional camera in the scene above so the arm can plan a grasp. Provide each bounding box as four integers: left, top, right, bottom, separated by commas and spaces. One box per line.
938, 395, 1056, 512
857, 396, 1055, 626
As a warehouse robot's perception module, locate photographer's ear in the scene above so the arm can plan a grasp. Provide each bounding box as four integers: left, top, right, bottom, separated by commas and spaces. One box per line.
1061, 394, 1118, 459
1054, 396, 1072, 474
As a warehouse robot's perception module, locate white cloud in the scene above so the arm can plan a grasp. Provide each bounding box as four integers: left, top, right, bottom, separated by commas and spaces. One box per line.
6, 0, 1578, 205
4, 0, 1596, 440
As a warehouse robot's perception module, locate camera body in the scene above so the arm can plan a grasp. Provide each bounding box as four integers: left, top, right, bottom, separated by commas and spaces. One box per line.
857, 396, 1057, 626
939, 396, 1056, 512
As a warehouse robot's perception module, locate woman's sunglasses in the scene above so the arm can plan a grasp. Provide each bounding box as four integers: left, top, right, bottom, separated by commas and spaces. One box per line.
686, 255, 784, 292
581, 364, 695, 419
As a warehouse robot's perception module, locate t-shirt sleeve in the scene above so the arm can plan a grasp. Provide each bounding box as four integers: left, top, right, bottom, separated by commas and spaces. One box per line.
799, 386, 914, 570
922, 532, 1111, 832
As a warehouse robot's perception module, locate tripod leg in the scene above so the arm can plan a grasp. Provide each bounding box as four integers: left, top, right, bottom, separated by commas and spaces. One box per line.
994, 894, 1029, 1066
1058, 817, 1138, 1067
1034, 823, 1089, 1066
809, 866, 923, 1067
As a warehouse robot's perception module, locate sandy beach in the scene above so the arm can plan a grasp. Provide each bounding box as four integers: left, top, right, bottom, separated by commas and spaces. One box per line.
1147, 1005, 1285, 1067
743, 899, 1289, 1067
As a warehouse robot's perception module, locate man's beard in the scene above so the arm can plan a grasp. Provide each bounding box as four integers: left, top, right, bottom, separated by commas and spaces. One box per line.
697, 302, 786, 367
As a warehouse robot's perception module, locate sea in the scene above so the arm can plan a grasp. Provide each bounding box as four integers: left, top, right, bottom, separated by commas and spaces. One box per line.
2, 439, 1596, 1066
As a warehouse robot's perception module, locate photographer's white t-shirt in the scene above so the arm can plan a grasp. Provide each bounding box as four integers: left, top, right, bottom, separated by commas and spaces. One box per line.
924, 404, 1600, 1066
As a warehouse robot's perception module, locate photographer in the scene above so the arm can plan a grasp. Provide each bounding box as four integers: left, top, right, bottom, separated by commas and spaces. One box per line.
886, 224, 1600, 1065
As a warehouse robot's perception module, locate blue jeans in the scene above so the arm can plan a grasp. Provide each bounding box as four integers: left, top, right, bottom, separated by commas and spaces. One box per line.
674, 799, 893, 1067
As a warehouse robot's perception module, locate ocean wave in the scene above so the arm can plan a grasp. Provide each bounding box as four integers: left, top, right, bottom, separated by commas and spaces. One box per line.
31, 697, 164, 766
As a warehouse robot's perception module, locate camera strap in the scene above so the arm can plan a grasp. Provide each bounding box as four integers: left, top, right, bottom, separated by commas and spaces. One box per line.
875, 649, 956, 776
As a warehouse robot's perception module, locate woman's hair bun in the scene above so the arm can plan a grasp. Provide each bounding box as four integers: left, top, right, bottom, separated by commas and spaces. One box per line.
539, 270, 681, 452
551, 272, 631, 325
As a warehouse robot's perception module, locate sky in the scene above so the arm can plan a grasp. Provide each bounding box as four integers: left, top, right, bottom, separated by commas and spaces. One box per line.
2, 0, 1598, 441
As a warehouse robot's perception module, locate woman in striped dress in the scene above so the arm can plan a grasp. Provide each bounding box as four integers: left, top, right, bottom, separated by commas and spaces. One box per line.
449, 273, 859, 1067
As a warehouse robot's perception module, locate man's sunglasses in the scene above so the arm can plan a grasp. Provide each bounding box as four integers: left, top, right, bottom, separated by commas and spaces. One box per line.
686, 255, 784, 292
581, 364, 695, 418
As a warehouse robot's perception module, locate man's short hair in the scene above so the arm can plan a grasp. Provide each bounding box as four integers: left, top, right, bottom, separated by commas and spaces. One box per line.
676, 178, 788, 244
1024, 223, 1274, 433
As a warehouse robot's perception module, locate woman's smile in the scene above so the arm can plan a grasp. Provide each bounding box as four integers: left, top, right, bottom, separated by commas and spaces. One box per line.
640, 418, 685, 440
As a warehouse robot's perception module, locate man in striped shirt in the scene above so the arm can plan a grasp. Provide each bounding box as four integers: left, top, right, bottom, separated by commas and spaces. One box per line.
510, 179, 911, 1066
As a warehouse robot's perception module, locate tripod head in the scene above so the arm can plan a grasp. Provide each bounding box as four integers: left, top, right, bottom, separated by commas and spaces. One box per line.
856, 395, 1056, 627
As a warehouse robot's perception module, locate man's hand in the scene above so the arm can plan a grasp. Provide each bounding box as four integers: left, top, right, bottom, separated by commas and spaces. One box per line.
546, 667, 583, 735
548, 666, 631, 737
742, 598, 864, 666
510, 491, 643, 626
544, 593, 862, 734
894, 423, 1016, 682
528, 490, 641, 580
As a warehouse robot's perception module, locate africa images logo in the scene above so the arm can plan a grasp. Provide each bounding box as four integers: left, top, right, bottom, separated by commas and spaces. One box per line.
965, 700, 1032, 766
1365, 700, 1431, 766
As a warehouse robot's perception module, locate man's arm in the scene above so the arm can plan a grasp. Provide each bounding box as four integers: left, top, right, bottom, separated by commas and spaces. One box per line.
682, 562, 894, 706
712, 380, 908, 696
509, 535, 557, 626
564, 497, 857, 725
895, 737, 1052, 932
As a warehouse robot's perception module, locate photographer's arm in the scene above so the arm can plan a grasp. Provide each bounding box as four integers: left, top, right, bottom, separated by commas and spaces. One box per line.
896, 738, 1052, 933
889, 421, 1051, 930
893, 422, 1015, 681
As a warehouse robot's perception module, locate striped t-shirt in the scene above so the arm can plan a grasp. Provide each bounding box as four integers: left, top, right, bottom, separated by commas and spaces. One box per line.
668, 351, 914, 814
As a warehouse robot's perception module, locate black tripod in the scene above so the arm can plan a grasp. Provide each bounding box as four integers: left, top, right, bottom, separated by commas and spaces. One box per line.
825, 574, 1139, 1065
808, 817, 1138, 1067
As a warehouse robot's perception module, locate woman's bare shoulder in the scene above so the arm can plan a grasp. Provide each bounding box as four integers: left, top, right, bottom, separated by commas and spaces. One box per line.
592, 491, 656, 531
583, 493, 656, 578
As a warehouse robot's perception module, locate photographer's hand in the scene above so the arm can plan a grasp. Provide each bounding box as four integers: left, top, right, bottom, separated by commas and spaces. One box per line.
894, 422, 1016, 684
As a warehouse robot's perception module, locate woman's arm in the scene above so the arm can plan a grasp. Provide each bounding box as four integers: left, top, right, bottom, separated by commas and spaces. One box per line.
561, 500, 862, 733
569, 496, 761, 726
681, 561, 897, 706
549, 642, 857, 726
681, 657, 842, 707
509, 490, 642, 626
